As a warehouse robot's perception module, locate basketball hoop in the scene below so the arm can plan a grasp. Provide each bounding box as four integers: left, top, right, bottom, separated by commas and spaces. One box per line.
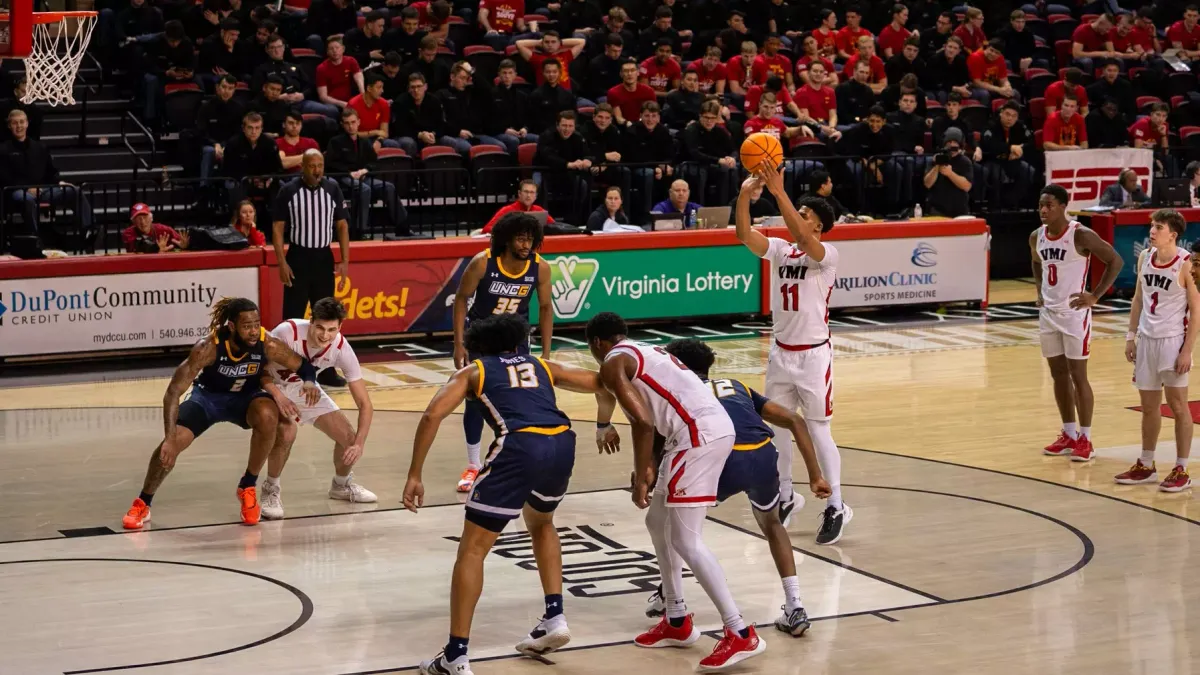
0, 9, 97, 107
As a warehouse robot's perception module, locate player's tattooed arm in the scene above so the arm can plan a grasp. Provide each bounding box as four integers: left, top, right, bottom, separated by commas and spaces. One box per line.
760, 400, 831, 498
1028, 229, 1043, 306
163, 338, 217, 438
263, 336, 320, 405
1072, 226, 1123, 307
453, 253, 488, 368
537, 256, 554, 360
600, 355, 656, 508
735, 174, 771, 258
404, 365, 474, 512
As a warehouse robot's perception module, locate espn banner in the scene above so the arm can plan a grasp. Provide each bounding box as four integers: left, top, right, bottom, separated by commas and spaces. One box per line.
1045, 147, 1154, 209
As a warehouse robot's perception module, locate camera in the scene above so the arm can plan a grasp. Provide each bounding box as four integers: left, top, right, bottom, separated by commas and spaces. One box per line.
933, 153, 951, 166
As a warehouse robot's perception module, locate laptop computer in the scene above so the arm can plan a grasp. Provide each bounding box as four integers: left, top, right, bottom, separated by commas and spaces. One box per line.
650, 213, 685, 231
695, 206, 732, 228
529, 210, 550, 226
1153, 179, 1192, 207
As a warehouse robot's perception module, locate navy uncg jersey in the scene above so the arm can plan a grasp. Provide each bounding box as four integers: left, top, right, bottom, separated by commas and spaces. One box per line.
706, 378, 774, 449
194, 328, 268, 393
473, 354, 570, 435
468, 250, 542, 321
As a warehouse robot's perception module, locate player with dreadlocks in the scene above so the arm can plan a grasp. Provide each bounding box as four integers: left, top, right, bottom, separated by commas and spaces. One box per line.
450, 212, 554, 494
120, 297, 322, 529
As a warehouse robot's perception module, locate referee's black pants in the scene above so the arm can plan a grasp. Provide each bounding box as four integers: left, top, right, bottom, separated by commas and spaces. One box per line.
283, 246, 335, 320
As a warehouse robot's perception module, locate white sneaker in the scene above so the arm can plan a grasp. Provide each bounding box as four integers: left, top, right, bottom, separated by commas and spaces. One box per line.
778, 491, 805, 528
645, 585, 665, 617
515, 613, 571, 656
419, 652, 472, 675
260, 481, 284, 520
328, 474, 378, 503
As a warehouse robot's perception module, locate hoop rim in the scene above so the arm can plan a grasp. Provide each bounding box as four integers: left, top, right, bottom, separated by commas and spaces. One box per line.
0, 11, 98, 24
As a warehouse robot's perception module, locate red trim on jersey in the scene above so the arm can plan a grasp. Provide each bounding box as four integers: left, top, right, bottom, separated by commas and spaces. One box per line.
609, 344, 644, 378
823, 286, 833, 330
1151, 254, 1181, 269
668, 494, 719, 503
639, 372, 701, 448
824, 361, 833, 417
304, 339, 334, 362
337, 335, 345, 350
288, 320, 299, 341
1043, 222, 1072, 242
775, 338, 830, 351
1082, 312, 1091, 357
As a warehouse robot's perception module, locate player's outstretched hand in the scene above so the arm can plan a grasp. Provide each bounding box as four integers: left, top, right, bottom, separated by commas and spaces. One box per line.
810, 477, 832, 499
402, 476, 424, 513
302, 382, 321, 406
597, 425, 620, 454
342, 442, 364, 466
1176, 351, 1193, 375
1125, 339, 1137, 363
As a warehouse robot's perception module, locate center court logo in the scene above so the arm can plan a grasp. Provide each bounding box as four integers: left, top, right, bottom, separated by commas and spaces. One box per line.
549, 256, 600, 319
911, 242, 938, 268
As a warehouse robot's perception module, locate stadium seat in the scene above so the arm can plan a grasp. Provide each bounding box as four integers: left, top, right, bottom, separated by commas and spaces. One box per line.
164, 86, 204, 131
420, 146, 466, 199
991, 98, 1007, 112
357, 14, 366, 29
470, 144, 515, 197
1030, 97, 1046, 129
1080, 14, 1099, 23
164, 82, 201, 95
465, 46, 502, 83
517, 142, 538, 180
301, 114, 336, 147
233, 81, 252, 105
1179, 126, 1200, 140
1138, 95, 1163, 115
959, 100, 989, 132
1025, 17, 1050, 43
1054, 41, 1073, 71
1026, 71, 1054, 99
375, 148, 416, 199
284, 0, 310, 10
292, 49, 322, 86
1049, 18, 1079, 45
1034, 129, 1044, 150
1168, 72, 1197, 99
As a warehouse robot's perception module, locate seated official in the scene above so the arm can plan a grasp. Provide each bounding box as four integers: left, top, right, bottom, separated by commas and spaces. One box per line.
1099, 168, 1150, 208
586, 186, 633, 231
482, 180, 555, 233
651, 179, 703, 226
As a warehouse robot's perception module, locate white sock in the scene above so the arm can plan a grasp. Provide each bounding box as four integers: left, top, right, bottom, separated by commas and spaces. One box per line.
668, 505, 745, 633
666, 598, 688, 620
466, 443, 482, 469
781, 576, 803, 612
1063, 422, 1078, 439
332, 473, 351, 486
264, 475, 280, 487
1141, 450, 1155, 465
808, 420, 842, 510
1179, 457, 1190, 468
1079, 427, 1091, 440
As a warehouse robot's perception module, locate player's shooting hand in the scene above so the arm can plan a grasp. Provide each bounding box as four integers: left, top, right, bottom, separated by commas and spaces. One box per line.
1069, 291, 1097, 309
402, 476, 425, 512
758, 161, 786, 196
453, 344, 469, 369
1176, 351, 1193, 375
302, 381, 321, 406
275, 395, 301, 422
596, 425, 620, 454
342, 442, 364, 465
739, 174, 763, 195
1125, 339, 1137, 363
810, 477, 832, 499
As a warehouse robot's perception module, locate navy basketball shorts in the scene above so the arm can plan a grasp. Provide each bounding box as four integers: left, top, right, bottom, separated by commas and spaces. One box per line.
716, 441, 782, 512
177, 386, 274, 437
467, 429, 577, 526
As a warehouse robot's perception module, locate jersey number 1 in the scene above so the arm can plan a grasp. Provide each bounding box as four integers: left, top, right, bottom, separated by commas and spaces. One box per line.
780, 283, 800, 311
1046, 263, 1058, 287
494, 297, 521, 314
507, 363, 540, 388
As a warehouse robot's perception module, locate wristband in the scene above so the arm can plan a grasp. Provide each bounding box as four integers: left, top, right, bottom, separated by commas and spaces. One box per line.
297, 359, 317, 383
1127, 331, 1137, 341
597, 422, 612, 429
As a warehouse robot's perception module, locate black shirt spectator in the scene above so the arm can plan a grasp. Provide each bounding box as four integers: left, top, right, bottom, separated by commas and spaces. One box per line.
681, 118, 735, 165
997, 14, 1039, 70
222, 118, 284, 178
926, 142, 974, 217
838, 118, 894, 157
587, 43, 628, 101
306, 0, 358, 42
625, 115, 675, 165
435, 70, 491, 139
392, 81, 447, 139
888, 109, 926, 152
325, 131, 377, 173
0, 79, 43, 143
196, 78, 246, 144
638, 9, 683, 59
881, 81, 928, 116
585, 109, 625, 162
249, 78, 295, 136
251, 49, 313, 98
528, 79, 578, 135
587, 15, 637, 59
980, 115, 1032, 161
385, 8, 429, 62
345, 12, 388, 67
663, 85, 704, 129
1087, 69, 1137, 121
835, 77, 876, 125
885, 47, 925, 85
0, 134, 60, 187
379, 55, 407, 102
1086, 101, 1131, 149
487, 72, 532, 137
198, 21, 248, 80
586, 200, 632, 230
148, 30, 197, 78
560, 0, 605, 38
932, 109, 971, 150
920, 14, 953, 59
923, 44, 971, 97
116, 0, 165, 43
401, 38, 451, 92
536, 122, 593, 169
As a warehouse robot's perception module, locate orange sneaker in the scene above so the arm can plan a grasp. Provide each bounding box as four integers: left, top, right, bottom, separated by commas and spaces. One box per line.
457, 466, 480, 493
122, 498, 151, 530
238, 486, 261, 525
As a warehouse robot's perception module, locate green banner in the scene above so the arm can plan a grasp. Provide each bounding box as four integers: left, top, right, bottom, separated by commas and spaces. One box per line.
1112, 222, 1200, 289
530, 246, 762, 323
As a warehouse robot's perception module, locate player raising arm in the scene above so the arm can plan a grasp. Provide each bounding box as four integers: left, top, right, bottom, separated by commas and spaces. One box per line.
404, 314, 615, 675
452, 213, 554, 493
121, 297, 319, 530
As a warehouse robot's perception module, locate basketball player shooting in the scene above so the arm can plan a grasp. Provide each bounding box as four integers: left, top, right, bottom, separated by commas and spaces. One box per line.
1031, 184, 1123, 462
1115, 211, 1200, 492
121, 298, 320, 530
638, 338, 830, 637
404, 314, 617, 675
452, 213, 554, 494
587, 312, 766, 672
736, 164, 850, 545
257, 297, 377, 520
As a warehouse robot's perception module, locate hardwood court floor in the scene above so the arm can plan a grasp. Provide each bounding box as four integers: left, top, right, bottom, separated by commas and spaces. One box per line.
1, 298, 1198, 674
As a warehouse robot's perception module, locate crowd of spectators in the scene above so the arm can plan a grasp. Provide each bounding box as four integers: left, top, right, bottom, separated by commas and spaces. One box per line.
7, 0, 1200, 251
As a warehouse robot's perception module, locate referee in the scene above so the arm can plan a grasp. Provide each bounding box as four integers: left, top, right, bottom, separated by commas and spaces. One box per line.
272, 149, 351, 385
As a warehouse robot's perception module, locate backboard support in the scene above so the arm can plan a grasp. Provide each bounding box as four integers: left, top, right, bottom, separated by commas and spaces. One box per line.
0, 0, 34, 57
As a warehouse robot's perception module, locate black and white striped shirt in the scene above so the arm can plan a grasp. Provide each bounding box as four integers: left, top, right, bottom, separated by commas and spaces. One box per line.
272, 177, 349, 249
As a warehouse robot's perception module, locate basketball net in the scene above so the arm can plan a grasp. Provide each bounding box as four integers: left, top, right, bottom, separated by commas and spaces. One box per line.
21, 12, 97, 107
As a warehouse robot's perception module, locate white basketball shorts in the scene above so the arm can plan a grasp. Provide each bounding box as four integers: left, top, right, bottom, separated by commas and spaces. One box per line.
1134, 334, 1189, 390
1039, 308, 1091, 360
764, 341, 834, 421
655, 435, 734, 508
279, 381, 340, 425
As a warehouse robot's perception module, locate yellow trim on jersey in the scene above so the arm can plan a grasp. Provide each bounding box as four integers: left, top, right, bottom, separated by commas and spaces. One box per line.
260, 327, 267, 341
516, 425, 570, 435
474, 359, 485, 397
732, 380, 753, 398
225, 340, 248, 361
536, 357, 555, 386
733, 438, 772, 451
497, 256, 531, 279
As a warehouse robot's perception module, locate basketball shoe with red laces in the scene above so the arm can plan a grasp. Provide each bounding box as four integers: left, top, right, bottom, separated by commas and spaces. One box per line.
1043, 432, 1076, 456
1069, 436, 1095, 462
237, 486, 261, 525
697, 626, 766, 672
634, 615, 700, 648
122, 498, 151, 530
1159, 465, 1193, 493
1114, 461, 1158, 485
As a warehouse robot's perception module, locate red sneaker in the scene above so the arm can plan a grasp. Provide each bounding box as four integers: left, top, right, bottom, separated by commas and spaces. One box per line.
634, 615, 700, 648
1159, 466, 1193, 493
238, 486, 261, 525
122, 498, 151, 530
1069, 437, 1095, 462
697, 625, 766, 672
1043, 432, 1076, 456
1114, 461, 1158, 485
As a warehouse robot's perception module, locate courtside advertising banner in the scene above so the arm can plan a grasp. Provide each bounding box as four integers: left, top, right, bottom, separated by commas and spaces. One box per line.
829, 235, 989, 308
1045, 147, 1154, 209
0, 267, 259, 357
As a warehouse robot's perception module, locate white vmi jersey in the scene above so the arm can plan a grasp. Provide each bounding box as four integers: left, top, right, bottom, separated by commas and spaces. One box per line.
1138, 248, 1192, 339
605, 340, 734, 451
1036, 221, 1090, 311
761, 237, 839, 346
268, 319, 364, 384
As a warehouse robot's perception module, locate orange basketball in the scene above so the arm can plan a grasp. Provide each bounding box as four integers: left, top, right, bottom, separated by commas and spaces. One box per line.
740, 132, 784, 173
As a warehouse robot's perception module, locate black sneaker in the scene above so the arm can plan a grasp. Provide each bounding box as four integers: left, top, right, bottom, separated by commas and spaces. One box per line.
774, 605, 811, 637
317, 368, 347, 387
815, 503, 853, 546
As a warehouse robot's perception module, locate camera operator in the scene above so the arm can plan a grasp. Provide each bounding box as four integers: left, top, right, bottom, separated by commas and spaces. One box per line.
922, 127, 974, 217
